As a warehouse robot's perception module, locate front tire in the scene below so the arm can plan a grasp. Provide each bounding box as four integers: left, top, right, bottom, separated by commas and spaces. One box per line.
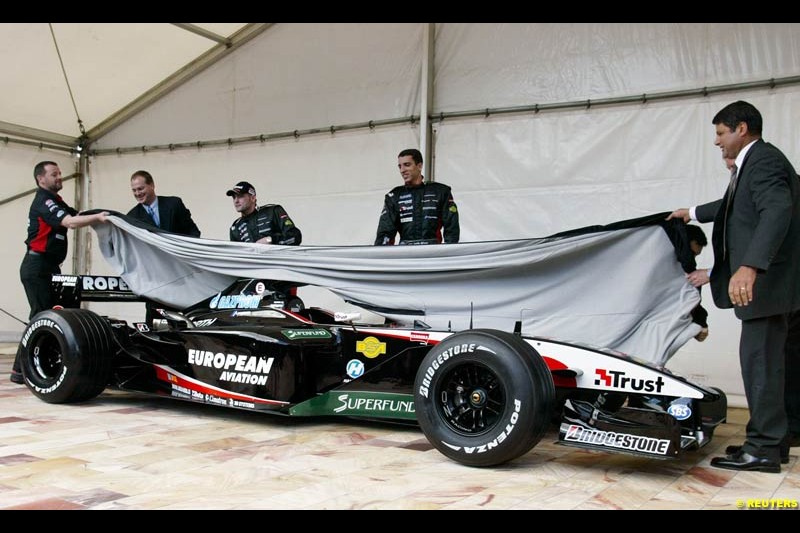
18, 309, 114, 403
414, 329, 555, 466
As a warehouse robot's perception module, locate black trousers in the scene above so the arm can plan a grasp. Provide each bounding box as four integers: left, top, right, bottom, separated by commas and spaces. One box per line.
20, 253, 60, 319
740, 313, 789, 462
785, 310, 800, 437
15, 253, 61, 373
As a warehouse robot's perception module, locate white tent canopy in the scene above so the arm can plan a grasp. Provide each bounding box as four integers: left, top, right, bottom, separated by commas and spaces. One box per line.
0, 23, 255, 142
2, 23, 800, 406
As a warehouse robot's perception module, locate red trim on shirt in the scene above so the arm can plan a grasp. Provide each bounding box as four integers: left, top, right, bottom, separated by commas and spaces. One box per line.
29, 216, 53, 253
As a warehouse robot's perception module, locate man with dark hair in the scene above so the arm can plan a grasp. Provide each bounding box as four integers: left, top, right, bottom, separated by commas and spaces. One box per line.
669, 100, 800, 473
127, 170, 201, 237
227, 180, 302, 245
374, 148, 460, 245
685, 224, 707, 251
684, 224, 710, 341
11, 161, 108, 384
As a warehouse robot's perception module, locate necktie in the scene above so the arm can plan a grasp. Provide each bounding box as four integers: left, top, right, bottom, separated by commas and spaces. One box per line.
723, 164, 737, 258
147, 205, 160, 227
726, 164, 739, 210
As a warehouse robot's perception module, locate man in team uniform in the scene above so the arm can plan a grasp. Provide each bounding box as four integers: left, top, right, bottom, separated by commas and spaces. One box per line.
12, 161, 108, 384
374, 148, 459, 245
227, 180, 302, 245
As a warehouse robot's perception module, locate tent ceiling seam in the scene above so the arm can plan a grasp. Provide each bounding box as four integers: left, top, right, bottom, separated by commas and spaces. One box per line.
49, 23, 86, 137
0, 134, 77, 154
90, 115, 418, 156
171, 23, 231, 46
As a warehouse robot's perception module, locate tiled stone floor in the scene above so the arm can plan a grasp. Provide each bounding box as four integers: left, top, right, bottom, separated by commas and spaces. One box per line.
2, 344, 799, 510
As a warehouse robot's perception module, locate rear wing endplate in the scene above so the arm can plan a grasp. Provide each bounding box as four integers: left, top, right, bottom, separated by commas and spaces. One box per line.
52, 274, 144, 307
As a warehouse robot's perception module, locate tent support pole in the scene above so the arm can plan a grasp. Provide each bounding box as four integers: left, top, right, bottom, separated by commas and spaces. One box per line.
72, 153, 91, 277
420, 23, 435, 181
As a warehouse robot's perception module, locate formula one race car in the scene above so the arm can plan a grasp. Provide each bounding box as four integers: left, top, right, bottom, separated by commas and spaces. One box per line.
16, 275, 727, 467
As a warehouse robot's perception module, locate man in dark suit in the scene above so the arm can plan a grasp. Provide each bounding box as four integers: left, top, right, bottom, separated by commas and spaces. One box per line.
127, 170, 201, 326
127, 170, 201, 237
669, 100, 800, 473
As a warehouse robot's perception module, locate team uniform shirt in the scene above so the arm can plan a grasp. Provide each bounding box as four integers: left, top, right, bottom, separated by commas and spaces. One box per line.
25, 188, 77, 263
375, 181, 459, 245
229, 204, 302, 245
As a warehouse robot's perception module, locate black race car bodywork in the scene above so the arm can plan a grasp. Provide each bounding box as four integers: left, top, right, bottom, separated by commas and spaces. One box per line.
17, 275, 727, 467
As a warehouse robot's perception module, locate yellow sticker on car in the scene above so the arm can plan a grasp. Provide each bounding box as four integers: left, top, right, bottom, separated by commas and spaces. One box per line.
356, 336, 387, 359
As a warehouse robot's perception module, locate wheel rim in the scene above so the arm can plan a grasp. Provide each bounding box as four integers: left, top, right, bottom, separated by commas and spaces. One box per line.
29, 332, 65, 383
437, 361, 505, 436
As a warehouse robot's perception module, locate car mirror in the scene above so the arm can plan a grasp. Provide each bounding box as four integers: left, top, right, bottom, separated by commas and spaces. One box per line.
334, 312, 361, 323
157, 309, 195, 329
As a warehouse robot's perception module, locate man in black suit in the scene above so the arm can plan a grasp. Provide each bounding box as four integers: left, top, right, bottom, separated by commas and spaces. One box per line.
127, 170, 201, 326
127, 170, 201, 237
669, 100, 800, 473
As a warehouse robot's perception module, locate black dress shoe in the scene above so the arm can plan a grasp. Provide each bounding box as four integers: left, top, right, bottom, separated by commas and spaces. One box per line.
711, 450, 781, 473
9, 371, 23, 385
725, 444, 789, 464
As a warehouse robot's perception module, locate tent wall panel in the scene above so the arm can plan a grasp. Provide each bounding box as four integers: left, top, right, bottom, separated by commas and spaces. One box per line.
435, 23, 800, 111
89, 125, 418, 244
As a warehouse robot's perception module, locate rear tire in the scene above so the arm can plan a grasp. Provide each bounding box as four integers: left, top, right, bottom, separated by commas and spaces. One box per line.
414, 329, 555, 466
18, 309, 114, 403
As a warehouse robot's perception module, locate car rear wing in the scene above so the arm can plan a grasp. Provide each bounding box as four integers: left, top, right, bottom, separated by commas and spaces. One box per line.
52, 274, 144, 308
